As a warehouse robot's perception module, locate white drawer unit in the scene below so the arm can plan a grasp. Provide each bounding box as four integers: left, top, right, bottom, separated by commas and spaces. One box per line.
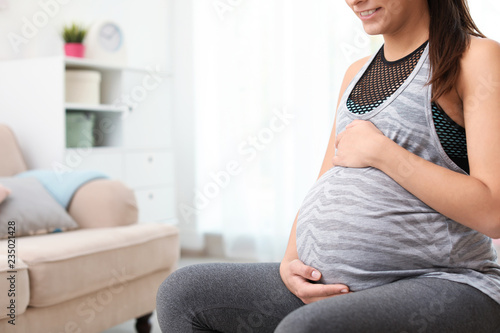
135, 186, 176, 223
122, 72, 173, 150
125, 150, 174, 188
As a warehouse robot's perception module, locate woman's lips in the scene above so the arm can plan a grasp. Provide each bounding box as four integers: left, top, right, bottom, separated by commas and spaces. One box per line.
359, 8, 381, 20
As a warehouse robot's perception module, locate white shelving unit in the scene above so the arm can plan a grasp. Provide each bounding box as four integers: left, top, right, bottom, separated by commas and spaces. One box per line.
64, 56, 172, 76
65, 103, 128, 113
0, 56, 177, 225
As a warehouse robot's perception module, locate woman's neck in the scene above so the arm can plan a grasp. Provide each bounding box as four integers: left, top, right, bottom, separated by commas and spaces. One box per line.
382, 11, 430, 61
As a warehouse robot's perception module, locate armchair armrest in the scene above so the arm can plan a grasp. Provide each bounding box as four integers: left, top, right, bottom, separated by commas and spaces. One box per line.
68, 179, 138, 229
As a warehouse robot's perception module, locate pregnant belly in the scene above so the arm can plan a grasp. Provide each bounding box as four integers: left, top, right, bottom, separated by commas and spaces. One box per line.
296, 166, 452, 291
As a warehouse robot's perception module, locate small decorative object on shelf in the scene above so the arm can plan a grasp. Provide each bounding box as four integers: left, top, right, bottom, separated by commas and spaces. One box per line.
62, 23, 88, 58
84, 20, 128, 66
66, 111, 96, 148
65, 69, 101, 105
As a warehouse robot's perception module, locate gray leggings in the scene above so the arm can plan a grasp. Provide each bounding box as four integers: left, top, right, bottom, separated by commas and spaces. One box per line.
156, 263, 500, 333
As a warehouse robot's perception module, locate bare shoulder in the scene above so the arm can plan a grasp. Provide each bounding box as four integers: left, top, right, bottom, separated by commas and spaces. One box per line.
335, 56, 371, 109
458, 37, 500, 99
467, 36, 500, 54
461, 37, 500, 73
338, 56, 371, 95
344, 56, 371, 82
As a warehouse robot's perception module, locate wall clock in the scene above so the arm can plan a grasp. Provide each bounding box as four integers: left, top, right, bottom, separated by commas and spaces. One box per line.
84, 20, 128, 65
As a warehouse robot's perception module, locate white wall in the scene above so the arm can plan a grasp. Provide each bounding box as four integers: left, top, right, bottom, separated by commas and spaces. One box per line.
170, 0, 204, 251
469, 0, 500, 41
0, 0, 171, 70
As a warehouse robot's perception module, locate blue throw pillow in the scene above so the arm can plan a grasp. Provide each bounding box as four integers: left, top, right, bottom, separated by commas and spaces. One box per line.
16, 169, 109, 209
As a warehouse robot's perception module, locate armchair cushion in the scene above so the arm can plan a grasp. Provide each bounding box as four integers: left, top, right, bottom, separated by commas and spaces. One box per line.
0, 178, 78, 239
0, 223, 179, 307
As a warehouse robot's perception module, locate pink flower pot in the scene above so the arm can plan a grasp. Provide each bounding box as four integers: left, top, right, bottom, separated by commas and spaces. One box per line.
64, 43, 85, 58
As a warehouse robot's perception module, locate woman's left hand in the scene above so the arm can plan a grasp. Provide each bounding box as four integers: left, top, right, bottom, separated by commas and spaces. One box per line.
332, 120, 388, 168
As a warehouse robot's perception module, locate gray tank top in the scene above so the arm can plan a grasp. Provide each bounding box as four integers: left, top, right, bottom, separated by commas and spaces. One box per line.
296, 44, 500, 305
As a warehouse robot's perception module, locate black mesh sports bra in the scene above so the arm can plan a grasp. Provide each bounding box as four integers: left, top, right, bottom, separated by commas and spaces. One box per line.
346, 41, 469, 173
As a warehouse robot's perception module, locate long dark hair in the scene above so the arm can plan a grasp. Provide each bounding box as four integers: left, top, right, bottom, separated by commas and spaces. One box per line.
427, 0, 485, 101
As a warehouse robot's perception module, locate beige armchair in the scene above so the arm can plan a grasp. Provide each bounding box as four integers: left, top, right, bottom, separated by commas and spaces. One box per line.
0, 124, 179, 333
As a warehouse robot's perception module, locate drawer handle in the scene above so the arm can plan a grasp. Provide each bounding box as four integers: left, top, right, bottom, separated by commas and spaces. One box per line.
149, 193, 154, 200
148, 156, 154, 163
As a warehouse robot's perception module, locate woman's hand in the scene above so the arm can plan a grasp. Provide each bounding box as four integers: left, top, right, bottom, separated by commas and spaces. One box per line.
332, 120, 388, 168
279, 259, 350, 304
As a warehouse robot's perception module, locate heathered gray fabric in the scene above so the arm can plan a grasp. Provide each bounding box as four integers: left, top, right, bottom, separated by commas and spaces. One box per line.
156, 263, 500, 332
296, 45, 500, 304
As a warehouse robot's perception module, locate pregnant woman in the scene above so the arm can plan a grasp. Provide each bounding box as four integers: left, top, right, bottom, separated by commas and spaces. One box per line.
157, 0, 500, 332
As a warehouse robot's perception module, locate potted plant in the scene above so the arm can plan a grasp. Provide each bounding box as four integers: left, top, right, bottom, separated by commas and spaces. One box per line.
62, 23, 87, 58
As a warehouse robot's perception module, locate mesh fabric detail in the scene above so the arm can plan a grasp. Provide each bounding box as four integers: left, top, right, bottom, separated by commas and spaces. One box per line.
347, 42, 427, 115
431, 103, 469, 173
345, 41, 469, 173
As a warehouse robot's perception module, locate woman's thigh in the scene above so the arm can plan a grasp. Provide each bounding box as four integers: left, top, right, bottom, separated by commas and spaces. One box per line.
156, 262, 303, 333
275, 277, 500, 333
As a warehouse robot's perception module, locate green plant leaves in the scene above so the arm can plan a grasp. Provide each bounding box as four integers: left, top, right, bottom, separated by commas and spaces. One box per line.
62, 23, 87, 43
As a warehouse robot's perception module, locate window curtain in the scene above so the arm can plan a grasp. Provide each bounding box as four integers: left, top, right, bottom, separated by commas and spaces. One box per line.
189, 0, 379, 261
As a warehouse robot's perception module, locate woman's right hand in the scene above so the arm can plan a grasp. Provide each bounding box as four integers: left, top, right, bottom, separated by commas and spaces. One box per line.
279, 259, 350, 304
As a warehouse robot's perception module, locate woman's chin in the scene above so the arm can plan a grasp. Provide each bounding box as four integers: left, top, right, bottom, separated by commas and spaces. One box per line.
359, 21, 386, 36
